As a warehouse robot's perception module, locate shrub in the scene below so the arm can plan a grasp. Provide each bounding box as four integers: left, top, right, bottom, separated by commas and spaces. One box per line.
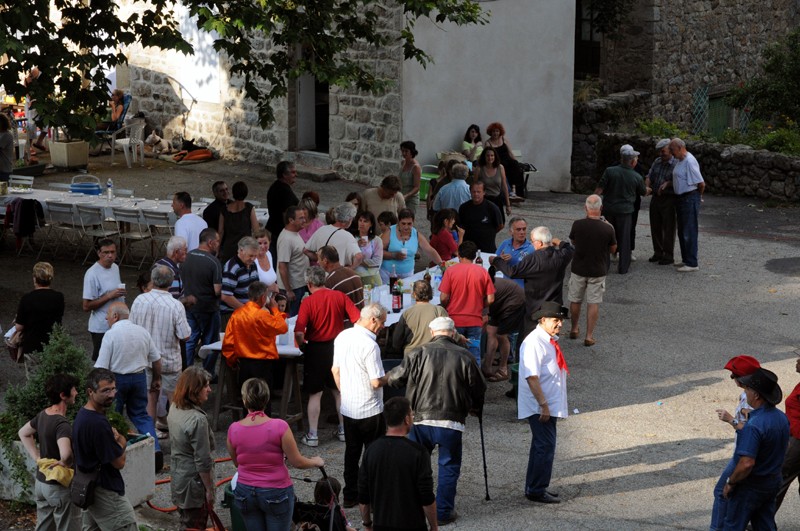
634, 117, 692, 139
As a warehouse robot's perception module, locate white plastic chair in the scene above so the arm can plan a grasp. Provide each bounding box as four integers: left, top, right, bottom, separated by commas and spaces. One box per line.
115, 122, 145, 168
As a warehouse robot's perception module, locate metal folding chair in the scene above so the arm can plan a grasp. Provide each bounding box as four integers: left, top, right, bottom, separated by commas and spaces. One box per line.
76, 204, 119, 264
111, 207, 151, 269
141, 209, 173, 258
41, 201, 81, 259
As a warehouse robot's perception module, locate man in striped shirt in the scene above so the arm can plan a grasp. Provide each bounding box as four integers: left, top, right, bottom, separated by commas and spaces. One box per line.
318, 245, 364, 309
220, 236, 260, 330
332, 303, 387, 507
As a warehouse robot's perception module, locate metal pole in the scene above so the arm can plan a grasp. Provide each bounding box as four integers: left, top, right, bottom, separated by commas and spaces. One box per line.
479, 414, 491, 501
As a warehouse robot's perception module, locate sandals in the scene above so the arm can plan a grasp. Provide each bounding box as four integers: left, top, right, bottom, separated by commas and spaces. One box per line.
488, 369, 510, 382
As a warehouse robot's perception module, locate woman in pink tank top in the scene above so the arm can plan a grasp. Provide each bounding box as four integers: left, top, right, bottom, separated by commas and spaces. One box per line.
227, 378, 324, 531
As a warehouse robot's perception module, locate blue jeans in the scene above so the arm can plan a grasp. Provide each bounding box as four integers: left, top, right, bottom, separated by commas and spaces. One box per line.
289, 286, 307, 317
710, 457, 736, 530
185, 310, 220, 374
114, 371, 160, 451
234, 483, 295, 531
456, 326, 482, 367
410, 424, 462, 521
676, 191, 700, 267
525, 414, 558, 497
723, 480, 780, 531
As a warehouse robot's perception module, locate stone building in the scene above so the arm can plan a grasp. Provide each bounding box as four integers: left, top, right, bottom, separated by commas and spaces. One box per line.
118, 1, 576, 192
575, 0, 800, 136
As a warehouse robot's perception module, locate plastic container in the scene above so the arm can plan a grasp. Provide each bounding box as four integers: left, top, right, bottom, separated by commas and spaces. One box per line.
70, 183, 102, 195
222, 484, 245, 531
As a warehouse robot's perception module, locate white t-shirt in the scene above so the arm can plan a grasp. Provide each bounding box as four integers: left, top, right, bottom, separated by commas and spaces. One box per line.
256, 253, 278, 287
333, 325, 385, 419
175, 213, 208, 251
277, 229, 309, 290
304, 225, 361, 267
83, 262, 123, 333
518, 326, 568, 420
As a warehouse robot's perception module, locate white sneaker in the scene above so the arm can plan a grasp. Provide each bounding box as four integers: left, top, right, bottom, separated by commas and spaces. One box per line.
630, 254, 637, 262
301, 433, 319, 447
336, 426, 346, 442
672, 262, 685, 268
677, 265, 699, 272
610, 254, 619, 262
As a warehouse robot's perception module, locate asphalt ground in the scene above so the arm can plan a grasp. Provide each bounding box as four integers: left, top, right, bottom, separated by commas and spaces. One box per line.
1, 153, 799, 530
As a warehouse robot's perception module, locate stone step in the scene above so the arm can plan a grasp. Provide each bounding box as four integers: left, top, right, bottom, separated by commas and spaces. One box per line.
287, 150, 333, 169
296, 164, 339, 183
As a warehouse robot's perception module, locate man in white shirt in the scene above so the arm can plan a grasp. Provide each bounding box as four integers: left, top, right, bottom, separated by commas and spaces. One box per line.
519, 301, 570, 504
82, 238, 126, 361
276, 204, 309, 316
173, 191, 208, 251
130, 265, 191, 430
95, 302, 163, 467
304, 202, 363, 268
332, 303, 387, 508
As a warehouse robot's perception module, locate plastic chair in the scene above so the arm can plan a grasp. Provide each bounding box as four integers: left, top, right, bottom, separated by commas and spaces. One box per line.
94, 93, 132, 158
115, 122, 145, 168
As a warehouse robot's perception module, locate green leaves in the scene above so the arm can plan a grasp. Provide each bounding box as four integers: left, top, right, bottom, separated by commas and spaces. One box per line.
3, 0, 484, 136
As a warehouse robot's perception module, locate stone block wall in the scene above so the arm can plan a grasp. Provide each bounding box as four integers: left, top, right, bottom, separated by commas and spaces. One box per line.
585, 133, 800, 202
601, 0, 800, 128
572, 90, 651, 191
119, 1, 404, 185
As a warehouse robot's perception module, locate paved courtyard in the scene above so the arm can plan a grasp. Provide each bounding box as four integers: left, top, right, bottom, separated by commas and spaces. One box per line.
1, 155, 799, 529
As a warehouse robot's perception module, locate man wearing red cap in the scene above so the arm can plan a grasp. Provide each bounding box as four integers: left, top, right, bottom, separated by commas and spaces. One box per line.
519, 301, 570, 504
710, 355, 761, 531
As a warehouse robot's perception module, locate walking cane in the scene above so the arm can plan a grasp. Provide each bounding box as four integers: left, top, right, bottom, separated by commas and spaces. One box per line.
478, 413, 491, 501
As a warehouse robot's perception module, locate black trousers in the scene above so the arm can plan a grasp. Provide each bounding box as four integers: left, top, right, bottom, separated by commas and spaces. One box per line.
342, 413, 386, 502
649, 195, 676, 261
605, 212, 633, 274
630, 194, 641, 251
237, 358, 275, 416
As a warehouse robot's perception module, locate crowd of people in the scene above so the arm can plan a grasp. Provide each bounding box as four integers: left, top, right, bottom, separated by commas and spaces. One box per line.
10, 136, 798, 531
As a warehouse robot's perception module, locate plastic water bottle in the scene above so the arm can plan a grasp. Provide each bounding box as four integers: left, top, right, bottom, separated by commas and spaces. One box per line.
106, 178, 114, 200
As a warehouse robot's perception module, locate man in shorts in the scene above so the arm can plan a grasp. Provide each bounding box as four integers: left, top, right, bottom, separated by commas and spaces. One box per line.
567, 195, 617, 347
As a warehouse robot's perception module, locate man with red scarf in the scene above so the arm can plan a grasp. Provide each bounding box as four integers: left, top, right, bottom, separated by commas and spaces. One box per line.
519, 302, 570, 504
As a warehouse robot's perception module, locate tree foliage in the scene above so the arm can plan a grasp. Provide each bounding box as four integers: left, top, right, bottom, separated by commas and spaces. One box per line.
0, 0, 485, 141
727, 28, 800, 124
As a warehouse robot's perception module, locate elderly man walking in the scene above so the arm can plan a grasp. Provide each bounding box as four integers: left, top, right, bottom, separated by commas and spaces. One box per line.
305, 202, 363, 268
646, 138, 677, 265
594, 145, 646, 274
332, 303, 388, 508
385, 316, 486, 526
295, 266, 361, 447
722, 368, 789, 530
520, 302, 570, 505
567, 195, 617, 347
130, 266, 191, 435
669, 138, 705, 272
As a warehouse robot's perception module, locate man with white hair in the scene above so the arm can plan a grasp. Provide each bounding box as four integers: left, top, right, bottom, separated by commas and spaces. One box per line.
220, 236, 260, 331
567, 195, 617, 347
384, 316, 486, 526
669, 138, 705, 272
304, 202, 363, 268
153, 235, 188, 299
172, 191, 207, 251
646, 139, 677, 265
331, 303, 388, 508
594, 144, 647, 274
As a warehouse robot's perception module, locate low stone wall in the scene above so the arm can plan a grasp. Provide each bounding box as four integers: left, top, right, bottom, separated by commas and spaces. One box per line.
578, 133, 800, 203
572, 90, 651, 191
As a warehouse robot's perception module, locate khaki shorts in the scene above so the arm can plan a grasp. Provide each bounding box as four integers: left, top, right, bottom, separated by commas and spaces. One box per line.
568, 274, 606, 304
146, 368, 180, 394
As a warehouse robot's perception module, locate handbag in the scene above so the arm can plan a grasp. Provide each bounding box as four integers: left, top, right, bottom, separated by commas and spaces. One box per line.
186, 501, 227, 531
5, 322, 23, 363
70, 466, 100, 509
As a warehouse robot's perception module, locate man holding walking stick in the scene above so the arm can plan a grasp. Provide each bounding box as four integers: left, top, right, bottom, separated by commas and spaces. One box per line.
383, 317, 486, 526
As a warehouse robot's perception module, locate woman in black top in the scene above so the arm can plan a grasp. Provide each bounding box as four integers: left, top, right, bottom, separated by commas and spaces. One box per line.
218, 181, 260, 264
15, 262, 65, 355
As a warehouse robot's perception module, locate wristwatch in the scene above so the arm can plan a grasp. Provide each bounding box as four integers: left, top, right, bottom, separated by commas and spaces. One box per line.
731, 419, 739, 427
726, 477, 736, 486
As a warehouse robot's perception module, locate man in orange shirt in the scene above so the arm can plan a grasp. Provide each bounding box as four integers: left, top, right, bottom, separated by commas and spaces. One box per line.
222, 281, 288, 414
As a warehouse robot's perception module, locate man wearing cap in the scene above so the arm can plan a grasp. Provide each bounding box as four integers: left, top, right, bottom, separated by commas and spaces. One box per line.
594, 145, 647, 274
520, 302, 570, 504
646, 139, 677, 265
669, 138, 705, 272
722, 368, 789, 529
710, 355, 761, 531
384, 316, 486, 526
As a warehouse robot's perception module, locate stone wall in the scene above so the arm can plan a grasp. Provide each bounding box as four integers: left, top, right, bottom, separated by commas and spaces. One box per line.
572, 90, 651, 191
601, 0, 800, 128
120, 2, 404, 185
584, 133, 800, 202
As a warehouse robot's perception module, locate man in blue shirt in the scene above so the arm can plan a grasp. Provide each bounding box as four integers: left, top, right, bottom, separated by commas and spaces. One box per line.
433, 163, 471, 212
722, 368, 789, 530
494, 216, 534, 288
668, 138, 705, 272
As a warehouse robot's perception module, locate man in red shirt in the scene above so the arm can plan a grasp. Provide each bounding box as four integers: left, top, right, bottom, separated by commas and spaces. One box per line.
295, 265, 360, 447
439, 241, 495, 366
775, 351, 800, 514
222, 281, 288, 414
